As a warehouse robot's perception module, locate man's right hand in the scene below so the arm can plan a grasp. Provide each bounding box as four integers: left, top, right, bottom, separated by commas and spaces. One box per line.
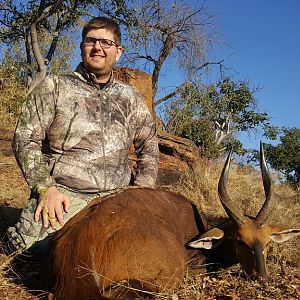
34, 186, 70, 230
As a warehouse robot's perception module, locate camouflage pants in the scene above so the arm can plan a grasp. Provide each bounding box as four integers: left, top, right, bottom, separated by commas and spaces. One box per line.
6, 186, 115, 254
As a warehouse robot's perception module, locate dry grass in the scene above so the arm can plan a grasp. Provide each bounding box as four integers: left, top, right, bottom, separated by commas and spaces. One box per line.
154, 264, 300, 300
0, 125, 299, 299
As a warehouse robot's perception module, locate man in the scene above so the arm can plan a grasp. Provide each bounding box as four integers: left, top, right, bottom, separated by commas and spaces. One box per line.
7, 17, 159, 253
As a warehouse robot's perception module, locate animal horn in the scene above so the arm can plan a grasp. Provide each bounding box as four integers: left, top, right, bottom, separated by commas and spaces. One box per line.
255, 141, 274, 224
218, 148, 246, 225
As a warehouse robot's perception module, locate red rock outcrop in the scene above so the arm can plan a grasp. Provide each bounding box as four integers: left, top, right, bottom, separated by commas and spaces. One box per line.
156, 132, 199, 186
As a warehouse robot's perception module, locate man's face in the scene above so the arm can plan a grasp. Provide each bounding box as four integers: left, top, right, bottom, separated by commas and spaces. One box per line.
81, 28, 122, 82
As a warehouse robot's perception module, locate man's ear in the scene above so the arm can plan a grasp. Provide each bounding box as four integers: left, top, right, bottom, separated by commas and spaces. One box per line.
80, 42, 84, 57
115, 46, 123, 62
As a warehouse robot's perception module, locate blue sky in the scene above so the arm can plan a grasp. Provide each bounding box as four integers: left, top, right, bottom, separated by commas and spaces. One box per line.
207, 0, 300, 148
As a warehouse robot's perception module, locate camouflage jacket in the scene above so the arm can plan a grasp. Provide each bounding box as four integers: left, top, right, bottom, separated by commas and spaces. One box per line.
13, 64, 159, 195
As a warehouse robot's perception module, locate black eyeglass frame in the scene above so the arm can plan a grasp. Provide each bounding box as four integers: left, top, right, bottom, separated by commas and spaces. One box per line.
82, 37, 119, 49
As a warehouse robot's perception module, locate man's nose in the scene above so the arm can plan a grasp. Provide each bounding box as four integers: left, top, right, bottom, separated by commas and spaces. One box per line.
93, 40, 103, 50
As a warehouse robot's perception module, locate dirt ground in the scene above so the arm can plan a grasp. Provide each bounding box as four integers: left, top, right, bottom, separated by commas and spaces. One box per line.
0, 127, 299, 300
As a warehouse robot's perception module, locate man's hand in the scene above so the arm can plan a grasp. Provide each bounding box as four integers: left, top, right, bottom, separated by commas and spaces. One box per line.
34, 186, 70, 230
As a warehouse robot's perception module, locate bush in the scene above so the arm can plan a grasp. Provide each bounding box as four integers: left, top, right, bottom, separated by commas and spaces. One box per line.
0, 63, 27, 128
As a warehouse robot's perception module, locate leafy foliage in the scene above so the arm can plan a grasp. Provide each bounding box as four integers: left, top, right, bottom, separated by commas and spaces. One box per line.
179, 119, 222, 158
0, 51, 27, 124
164, 78, 270, 157
264, 128, 300, 187
263, 124, 281, 140
0, 0, 92, 88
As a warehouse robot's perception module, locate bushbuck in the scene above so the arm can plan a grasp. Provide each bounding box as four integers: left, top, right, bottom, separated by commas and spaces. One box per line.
45, 143, 300, 300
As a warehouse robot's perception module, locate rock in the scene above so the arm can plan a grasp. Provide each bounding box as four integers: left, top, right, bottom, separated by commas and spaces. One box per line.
157, 132, 199, 186
128, 133, 200, 187
157, 132, 199, 167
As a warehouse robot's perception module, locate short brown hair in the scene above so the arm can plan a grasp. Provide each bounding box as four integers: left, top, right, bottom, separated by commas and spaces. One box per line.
82, 17, 122, 46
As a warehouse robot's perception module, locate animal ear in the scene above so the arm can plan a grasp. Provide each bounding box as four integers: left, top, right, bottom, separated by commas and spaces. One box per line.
188, 227, 224, 250
268, 225, 300, 243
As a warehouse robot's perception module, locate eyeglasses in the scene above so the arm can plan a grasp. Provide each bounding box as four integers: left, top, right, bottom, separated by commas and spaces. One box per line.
83, 37, 118, 49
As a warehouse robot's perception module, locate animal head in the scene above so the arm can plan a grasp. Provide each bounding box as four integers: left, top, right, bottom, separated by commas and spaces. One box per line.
189, 142, 300, 279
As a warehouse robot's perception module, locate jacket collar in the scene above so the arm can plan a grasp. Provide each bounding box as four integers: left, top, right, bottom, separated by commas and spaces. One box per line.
74, 62, 114, 89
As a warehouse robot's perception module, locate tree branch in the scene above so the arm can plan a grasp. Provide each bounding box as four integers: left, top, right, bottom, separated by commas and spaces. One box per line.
152, 33, 176, 97
153, 60, 225, 107
153, 80, 192, 107
45, 17, 61, 64
35, 0, 63, 24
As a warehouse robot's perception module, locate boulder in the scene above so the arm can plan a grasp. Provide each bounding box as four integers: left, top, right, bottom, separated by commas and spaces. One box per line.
157, 132, 199, 186
157, 132, 199, 167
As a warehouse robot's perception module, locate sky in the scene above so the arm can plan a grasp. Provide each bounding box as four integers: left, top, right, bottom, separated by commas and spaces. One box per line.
204, 0, 300, 149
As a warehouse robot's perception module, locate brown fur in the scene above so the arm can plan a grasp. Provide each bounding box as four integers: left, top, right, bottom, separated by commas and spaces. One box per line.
44, 186, 300, 299
44, 187, 207, 300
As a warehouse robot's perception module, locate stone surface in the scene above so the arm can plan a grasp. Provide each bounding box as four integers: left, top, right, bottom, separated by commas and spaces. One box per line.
157, 132, 199, 167
156, 132, 200, 186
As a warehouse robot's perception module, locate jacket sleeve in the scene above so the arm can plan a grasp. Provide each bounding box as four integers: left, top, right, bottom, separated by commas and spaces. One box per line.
13, 76, 57, 195
133, 93, 159, 187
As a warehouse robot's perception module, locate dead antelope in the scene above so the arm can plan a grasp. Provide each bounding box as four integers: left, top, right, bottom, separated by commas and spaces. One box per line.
189, 142, 300, 278
45, 143, 300, 300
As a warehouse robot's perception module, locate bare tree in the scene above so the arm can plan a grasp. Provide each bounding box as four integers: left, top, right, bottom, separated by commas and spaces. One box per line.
121, 0, 222, 109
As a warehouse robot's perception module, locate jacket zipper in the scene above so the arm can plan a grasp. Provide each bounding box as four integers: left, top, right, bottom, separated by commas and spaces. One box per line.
97, 87, 107, 190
